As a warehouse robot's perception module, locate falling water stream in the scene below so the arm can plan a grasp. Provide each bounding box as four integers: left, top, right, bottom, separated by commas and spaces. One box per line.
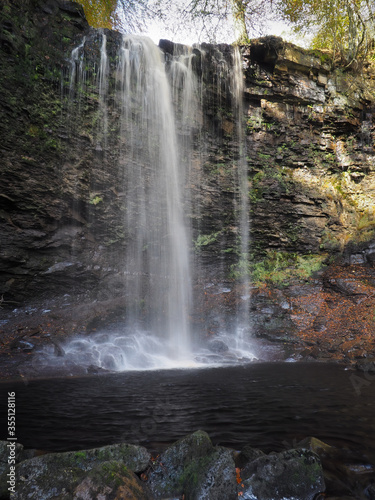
38, 34, 257, 373
117, 36, 192, 358
233, 46, 251, 349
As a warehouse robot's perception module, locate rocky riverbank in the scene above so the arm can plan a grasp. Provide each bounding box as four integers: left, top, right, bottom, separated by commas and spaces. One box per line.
0, 431, 375, 500
1, 430, 374, 499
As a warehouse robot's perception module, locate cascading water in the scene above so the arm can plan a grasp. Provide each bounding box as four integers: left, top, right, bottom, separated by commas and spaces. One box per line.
39, 34, 198, 372
97, 31, 109, 151
38, 34, 258, 374
69, 36, 86, 98
117, 35, 191, 358
233, 46, 252, 348
190, 44, 254, 360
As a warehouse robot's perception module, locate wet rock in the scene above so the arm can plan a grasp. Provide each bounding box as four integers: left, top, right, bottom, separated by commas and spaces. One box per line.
0, 441, 23, 477
78, 442, 151, 472
16, 340, 35, 352
51, 339, 65, 357
72, 460, 152, 500
14, 458, 151, 500
147, 430, 237, 499
184, 447, 237, 500
207, 339, 229, 353
365, 484, 375, 499
147, 430, 214, 497
235, 444, 265, 468
241, 448, 325, 500
10, 443, 150, 499
297, 437, 333, 455
295, 436, 375, 499
323, 277, 365, 298
355, 360, 375, 374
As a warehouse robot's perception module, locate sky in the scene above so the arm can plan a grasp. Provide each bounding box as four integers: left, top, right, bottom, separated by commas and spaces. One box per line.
142, 11, 309, 48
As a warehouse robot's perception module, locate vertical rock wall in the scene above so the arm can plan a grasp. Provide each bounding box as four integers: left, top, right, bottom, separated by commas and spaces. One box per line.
1, 0, 375, 360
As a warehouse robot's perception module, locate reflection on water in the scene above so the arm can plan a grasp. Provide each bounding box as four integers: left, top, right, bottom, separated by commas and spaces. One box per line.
0, 363, 374, 462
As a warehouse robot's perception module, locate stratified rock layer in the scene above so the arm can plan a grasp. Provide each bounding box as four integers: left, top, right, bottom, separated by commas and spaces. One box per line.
1, 0, 375, 364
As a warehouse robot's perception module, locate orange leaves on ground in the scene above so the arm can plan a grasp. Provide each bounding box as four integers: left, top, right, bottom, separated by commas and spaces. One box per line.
236, 467, 242, 484
236, 467, 245, 494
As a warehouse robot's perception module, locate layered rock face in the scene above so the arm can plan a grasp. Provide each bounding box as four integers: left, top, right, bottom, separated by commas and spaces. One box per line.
1, 0, 375, 361
242, 38, 375, 259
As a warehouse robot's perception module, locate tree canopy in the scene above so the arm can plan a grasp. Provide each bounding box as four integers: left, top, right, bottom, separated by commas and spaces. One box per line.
75, 0, 375, 63
75, 0, 158, 31
277, 0, 375, 64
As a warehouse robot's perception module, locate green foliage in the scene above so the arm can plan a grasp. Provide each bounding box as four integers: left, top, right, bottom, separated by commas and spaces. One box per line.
75, 0, 159, 32
250, 159, 294, 203
89, 195, 103, 205
231, 251, 327, 286
357, 213, 375, 231
276, 0, 375, 64
194, 231, 222, 250
249, 170, 265, 202
27, 125, 40, 137
74, 451, 87, 461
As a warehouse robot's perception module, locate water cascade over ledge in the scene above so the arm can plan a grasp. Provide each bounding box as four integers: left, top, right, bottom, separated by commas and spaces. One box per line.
37, 34, 257, 373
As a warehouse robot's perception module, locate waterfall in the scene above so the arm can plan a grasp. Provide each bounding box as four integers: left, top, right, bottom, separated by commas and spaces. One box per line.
233, 46, 251, 346
68, 36, 86, 120
69, 36, 86, 97
98, 31, 109, 152
117, 35, 191, 358
39, 35, 258, 374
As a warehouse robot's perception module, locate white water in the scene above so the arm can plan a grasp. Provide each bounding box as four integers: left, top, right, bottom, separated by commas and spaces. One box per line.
40, 36, 258, 373
98, 31, 109, 151
36, 326, 256, 373
233, 46, 252, 346
69, 36, 86, 97
116, 35, 192, 360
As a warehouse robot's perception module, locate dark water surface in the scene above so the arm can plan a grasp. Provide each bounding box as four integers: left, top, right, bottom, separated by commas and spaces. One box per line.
1, 362, 375, 458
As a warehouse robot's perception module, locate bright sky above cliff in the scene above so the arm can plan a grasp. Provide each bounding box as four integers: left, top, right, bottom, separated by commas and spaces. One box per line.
143, 12, 310, 47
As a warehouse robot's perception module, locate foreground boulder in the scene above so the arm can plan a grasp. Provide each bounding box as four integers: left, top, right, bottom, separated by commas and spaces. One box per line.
240, 448, 325, 500
2, 443, 151, 499
147, 430, 237, 499
72, 461, 151, 499
0, 441, 23, 477
0, 433, 329, 499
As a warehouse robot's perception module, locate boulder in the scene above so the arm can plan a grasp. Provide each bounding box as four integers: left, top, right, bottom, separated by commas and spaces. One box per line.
0, 441, 23, 477
207, 339, 229, 353
235, 444, 265, 469
72, 460, 151, 500
10, 443, 150, 499
241, 448, 325, 500
147, 430, 214, 497
147, 430, 237, 499
183, 447, 237, 500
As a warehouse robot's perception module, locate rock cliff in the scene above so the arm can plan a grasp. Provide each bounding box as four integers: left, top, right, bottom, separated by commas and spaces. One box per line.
1, 0, 375, 368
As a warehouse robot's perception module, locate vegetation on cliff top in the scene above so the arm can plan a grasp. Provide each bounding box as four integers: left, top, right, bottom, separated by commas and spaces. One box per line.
75, 0, 375, 64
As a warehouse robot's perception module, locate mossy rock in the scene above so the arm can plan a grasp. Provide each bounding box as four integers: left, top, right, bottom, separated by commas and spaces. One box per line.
183, 447, 237, 500
147, 430, 214, 497
147, 431, 237, 499
73, 460, 151, 499
9, 443, 150, 499
241, 448, 325, 500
